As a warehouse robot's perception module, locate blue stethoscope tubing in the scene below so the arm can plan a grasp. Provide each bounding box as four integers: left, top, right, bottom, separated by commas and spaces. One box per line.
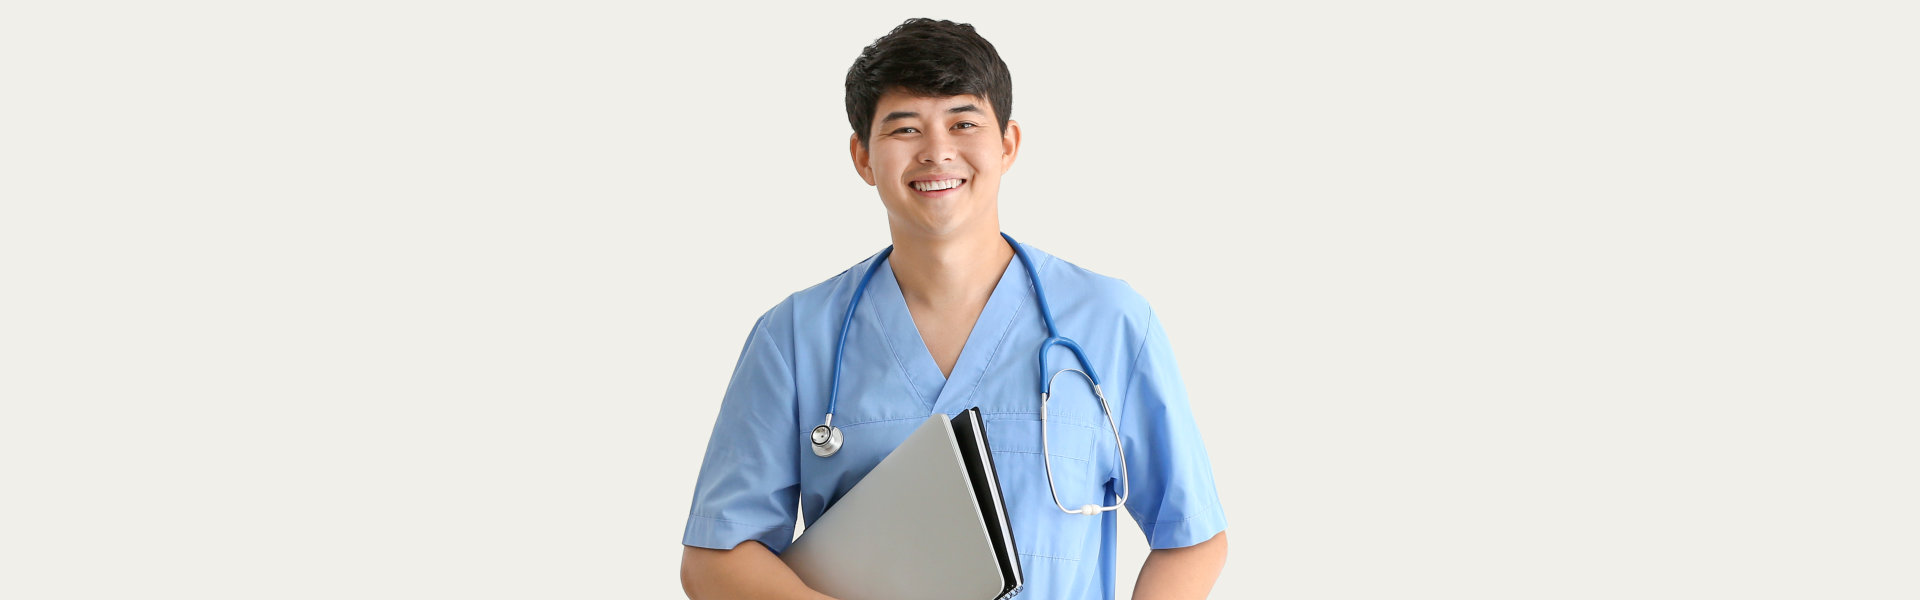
811, 232, 1130, 516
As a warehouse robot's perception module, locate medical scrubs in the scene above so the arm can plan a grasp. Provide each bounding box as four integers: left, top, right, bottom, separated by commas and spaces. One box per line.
682, 241, 1227, 600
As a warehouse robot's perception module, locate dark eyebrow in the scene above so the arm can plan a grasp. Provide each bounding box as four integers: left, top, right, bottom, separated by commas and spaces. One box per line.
879, 104, 986, 125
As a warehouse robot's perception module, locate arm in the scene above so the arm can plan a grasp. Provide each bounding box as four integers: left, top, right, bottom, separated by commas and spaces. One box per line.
681, 541, 836, 600
682, 309, 816, 597
1114, 306, 1231, 597
1130, 530, 1228, 600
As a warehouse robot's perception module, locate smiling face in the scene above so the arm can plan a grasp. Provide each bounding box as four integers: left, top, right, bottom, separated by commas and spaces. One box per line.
851, 89, 1021, 241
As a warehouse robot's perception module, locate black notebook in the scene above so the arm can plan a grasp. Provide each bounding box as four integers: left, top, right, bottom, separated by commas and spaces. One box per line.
950, 408, 1023, 599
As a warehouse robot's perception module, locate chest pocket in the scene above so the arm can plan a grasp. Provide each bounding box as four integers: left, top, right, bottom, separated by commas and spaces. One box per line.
981, 412, 1110, 563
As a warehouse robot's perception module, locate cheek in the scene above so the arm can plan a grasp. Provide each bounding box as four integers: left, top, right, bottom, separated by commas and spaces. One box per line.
963, 146, 1005, 173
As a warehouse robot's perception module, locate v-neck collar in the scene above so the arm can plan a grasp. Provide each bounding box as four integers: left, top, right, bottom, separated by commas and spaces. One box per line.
862, 247, 1033, 414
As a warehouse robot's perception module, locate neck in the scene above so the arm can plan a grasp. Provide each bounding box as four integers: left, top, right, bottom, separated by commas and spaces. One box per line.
887, 227, 1014, 309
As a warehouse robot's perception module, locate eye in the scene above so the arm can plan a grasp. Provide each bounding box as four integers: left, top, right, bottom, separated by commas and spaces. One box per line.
892, 127, 919, 134
955, 122, 977, 129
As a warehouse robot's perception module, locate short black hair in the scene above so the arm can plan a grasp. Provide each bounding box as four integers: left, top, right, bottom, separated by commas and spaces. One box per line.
845, 18, 1013, 149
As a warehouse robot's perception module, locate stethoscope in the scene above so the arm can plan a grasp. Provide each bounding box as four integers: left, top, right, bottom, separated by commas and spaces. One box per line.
810, 232, 1130, 516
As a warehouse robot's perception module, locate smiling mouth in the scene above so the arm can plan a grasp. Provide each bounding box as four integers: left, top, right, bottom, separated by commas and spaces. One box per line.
911, 178, 966, 192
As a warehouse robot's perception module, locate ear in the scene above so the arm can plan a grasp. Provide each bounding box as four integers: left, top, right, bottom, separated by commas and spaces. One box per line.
1000, 119, 1022, 173
850, 133, 876, 186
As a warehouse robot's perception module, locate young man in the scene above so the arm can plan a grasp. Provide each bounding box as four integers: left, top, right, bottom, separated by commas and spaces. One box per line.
680, 18, 1228, 600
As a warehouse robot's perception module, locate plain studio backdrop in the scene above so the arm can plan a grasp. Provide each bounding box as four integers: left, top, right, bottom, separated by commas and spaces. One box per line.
2, 1, 1915, 598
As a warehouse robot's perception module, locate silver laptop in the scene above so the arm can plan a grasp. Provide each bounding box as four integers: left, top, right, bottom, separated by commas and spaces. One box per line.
782, 409, 1021, 600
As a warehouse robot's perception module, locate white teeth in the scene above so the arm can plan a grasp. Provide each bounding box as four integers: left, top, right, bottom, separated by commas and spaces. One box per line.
912, 178, 962, 191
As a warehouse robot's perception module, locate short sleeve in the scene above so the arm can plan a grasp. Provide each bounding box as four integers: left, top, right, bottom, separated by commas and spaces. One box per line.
681, 310, 804, 553
1116, 307, 1229, 549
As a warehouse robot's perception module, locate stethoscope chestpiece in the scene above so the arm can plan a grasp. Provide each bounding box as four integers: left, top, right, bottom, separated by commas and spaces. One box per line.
810, 423, 843, 457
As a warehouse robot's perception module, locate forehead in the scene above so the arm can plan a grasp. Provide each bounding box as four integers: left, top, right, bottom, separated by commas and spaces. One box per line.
873, 90, 994, 121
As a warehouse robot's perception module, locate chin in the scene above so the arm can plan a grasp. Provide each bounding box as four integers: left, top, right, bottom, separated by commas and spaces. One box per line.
885, 201, 991, 239
890, 214, 966, 238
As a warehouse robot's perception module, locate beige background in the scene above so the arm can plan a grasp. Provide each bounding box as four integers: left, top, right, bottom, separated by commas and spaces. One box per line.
3, 1, 1916, 598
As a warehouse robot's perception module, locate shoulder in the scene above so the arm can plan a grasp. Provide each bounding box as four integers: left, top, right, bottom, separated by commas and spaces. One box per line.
744, 248, 891, 340
1019, 241, 1156, 333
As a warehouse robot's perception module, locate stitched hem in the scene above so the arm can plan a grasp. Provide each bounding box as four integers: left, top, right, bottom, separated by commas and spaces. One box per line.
1141, 503, 1228, 550
682, 514, 797, 553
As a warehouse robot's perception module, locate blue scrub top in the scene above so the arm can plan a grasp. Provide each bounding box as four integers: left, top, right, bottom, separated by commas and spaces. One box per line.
682, 241, 1227, 600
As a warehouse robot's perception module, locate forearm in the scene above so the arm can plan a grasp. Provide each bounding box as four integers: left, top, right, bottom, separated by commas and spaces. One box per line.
681, 541, 835, 600
1131, 530, 1228, 600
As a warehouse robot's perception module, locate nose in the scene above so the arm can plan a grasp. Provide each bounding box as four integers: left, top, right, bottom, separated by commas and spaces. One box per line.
917, 129, 957, 164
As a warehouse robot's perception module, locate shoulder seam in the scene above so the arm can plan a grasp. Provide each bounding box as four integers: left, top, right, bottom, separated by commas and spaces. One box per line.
1113, 305, 1157, 484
